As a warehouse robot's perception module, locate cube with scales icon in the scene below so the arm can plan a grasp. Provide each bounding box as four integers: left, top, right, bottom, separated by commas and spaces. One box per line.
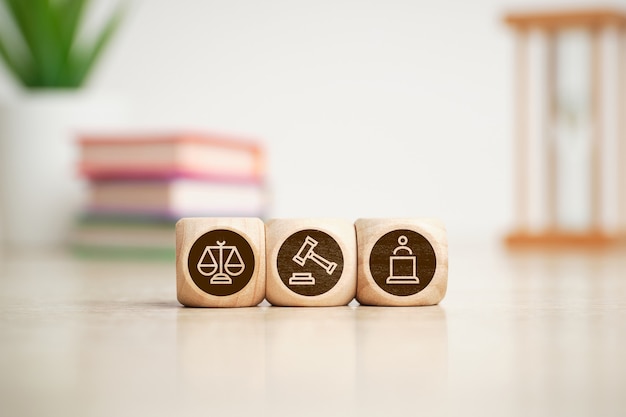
176, 217, 265, 307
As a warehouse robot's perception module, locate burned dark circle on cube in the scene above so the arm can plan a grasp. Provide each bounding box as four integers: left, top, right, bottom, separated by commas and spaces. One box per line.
188, 229, 255, 296
369, 229, 436, 296
277, 229, 344, 296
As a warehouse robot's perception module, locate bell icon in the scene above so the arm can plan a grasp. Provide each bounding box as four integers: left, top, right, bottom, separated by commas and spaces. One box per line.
386, 235, 419, 285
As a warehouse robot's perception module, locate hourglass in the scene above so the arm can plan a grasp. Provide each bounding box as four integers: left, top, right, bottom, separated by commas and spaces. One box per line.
504, 9, 626, 246
197, 240, 245, 284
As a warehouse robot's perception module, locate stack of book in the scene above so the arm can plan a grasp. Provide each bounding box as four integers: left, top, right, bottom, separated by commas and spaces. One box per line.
72, 133, 267, 258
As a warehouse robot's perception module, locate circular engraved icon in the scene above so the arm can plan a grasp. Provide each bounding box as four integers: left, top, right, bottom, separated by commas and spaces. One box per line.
277, 229, 344, 296
188, 229, 255, 296
369, 229, 436, 296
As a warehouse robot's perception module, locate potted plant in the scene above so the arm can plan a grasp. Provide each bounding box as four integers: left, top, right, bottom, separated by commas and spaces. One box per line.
0, 0, 123, 247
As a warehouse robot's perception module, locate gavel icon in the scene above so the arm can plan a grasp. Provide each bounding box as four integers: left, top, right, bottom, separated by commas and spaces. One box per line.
292, 235, 337, 275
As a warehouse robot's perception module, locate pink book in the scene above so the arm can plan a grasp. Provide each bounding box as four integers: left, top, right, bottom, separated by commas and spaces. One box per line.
78, 132, 266, 181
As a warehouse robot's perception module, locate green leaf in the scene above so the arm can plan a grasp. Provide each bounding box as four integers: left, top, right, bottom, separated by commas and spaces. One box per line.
53, 0, 87, 86
0, 0, 123, 88
0, 33, 27, 85
59, 0, 87, 47
71, 4, 123, 86
33, 0, 68, 86
3, 0, 36, 57
3, 0, 55, 85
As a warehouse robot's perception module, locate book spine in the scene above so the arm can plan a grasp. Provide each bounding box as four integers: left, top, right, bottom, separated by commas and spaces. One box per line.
79, 166, 265, 184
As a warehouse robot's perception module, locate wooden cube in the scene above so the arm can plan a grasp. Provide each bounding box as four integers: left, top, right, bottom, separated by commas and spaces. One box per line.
265, 218, 357, 306
176, 217, 265, 307
355, 218, 448, 306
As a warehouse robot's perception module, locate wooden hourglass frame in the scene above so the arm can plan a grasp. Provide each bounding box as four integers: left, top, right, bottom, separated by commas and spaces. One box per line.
503, 8, 626, 246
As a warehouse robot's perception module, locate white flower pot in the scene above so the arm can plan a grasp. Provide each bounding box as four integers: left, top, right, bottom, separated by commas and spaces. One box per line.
0, 91, 127, 247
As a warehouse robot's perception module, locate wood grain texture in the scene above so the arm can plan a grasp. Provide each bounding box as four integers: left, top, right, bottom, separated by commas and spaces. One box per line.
504, 230, 625, 246
355, 218, 448, 306
504, 8, 626, 29
176, 217, 265, 307
265, 218, 356, 306
3, 246, 626, 416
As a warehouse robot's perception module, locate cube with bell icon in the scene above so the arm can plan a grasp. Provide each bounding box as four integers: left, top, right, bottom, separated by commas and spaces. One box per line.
355, 218, 448, 306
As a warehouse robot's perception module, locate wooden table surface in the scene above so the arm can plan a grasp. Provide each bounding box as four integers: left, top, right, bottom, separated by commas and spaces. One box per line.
0, 242, 624, 417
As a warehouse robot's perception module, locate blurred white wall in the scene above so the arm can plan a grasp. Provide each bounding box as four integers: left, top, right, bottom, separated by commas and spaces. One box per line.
2, 0, 625, 242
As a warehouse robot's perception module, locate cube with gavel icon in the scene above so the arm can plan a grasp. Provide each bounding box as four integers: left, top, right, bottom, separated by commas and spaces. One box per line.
265, 218, 357, 306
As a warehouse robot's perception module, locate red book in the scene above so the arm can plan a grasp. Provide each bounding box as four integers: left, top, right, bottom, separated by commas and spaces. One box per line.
78, 132, 266, 181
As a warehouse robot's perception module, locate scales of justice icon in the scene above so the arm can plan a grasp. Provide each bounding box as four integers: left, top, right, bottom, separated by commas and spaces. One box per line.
197, 240, 245, 285
386, 235, 419, 285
